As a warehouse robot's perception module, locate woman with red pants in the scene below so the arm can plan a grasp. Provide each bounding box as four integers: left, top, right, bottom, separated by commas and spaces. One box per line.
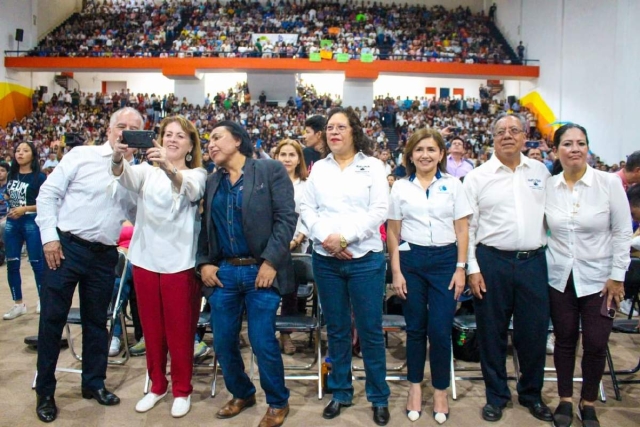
111, 115, 206, 418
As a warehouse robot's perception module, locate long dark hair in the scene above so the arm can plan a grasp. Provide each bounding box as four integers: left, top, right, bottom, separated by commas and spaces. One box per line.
322, 107, 374, 156
551, 123, 589, 176
9, 141, 41, 179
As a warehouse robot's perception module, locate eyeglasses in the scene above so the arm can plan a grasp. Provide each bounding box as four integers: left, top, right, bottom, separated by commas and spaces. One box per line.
494, 127, 524, 137
326, 124, 350, 133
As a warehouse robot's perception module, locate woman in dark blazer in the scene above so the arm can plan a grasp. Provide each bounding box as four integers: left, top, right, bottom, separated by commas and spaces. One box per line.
196, 121, 296, 427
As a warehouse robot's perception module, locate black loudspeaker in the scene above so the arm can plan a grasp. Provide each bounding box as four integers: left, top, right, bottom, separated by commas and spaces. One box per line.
40, 86, 48, 94
507, 95, 517, 106
15, 29, 24, 42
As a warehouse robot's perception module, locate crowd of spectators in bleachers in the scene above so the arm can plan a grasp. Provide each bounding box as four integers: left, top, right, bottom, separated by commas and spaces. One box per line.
27, 0, 513, 64
0, 82, 623, 176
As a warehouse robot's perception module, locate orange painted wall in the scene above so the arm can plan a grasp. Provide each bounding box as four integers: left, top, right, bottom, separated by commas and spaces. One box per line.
5, 57, 539, 80
0, 83, 32, 128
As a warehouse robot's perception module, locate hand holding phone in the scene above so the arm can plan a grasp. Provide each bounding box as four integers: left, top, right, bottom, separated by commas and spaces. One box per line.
122, 130, 156, 149
600, 296, 617, 319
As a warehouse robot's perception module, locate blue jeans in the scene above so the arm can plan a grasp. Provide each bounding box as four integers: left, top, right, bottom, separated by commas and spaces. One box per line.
313, 251, 390, 406
5, 214, 44, 301
112, 262, 133, 337
208, 262, 289, 408
400, 243, 457, 389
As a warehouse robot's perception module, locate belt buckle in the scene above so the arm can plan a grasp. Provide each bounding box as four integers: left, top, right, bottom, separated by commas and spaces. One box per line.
516, 251, 530, 260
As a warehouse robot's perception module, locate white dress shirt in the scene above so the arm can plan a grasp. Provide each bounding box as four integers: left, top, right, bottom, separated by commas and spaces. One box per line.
545, 166, 632, 297
388, 171, 472, 246
113, 161, 206, 274
36, 143, 137, 246
300, 152, 388, 258
293, 178, 310, 253
463, 153, 550, 274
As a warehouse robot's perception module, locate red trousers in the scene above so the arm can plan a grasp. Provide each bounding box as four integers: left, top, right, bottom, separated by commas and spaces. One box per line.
133, 266, 201, 397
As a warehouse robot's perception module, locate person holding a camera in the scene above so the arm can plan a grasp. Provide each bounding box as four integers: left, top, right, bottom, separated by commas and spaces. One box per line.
34, 107, 141, 423
111, 115, 206, 418
544, 124, 632, 427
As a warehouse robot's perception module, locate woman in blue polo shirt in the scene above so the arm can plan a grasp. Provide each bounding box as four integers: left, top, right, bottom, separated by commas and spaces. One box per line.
387, 128, 472, 424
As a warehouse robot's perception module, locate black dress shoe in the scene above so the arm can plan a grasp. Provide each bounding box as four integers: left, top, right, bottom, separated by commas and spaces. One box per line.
322, 400, 350, 419
482, 404, 504, 422
372, 406, 390, 426
519, 400, 553, 422
81, 387, 121, 406
36, 394, 58, 423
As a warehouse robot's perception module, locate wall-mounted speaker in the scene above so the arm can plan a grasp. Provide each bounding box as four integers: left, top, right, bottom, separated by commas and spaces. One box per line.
15, 29, 24, 42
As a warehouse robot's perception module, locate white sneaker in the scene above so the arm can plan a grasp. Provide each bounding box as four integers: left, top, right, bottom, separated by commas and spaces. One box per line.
109, 337, 121, 357
619, 299, 639, 317
171, 395, 191, 418
3, 303, 27, 320
36, 300, 41, 314
546, 334, 555, 355
135, 391, 167, 413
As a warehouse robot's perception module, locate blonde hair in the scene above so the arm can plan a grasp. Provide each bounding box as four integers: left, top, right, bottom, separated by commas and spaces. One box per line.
274, 138, 308, 180
157, 115, 202, 169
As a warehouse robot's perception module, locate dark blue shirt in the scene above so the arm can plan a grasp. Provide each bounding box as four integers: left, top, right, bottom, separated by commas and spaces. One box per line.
211, 172, 251, 258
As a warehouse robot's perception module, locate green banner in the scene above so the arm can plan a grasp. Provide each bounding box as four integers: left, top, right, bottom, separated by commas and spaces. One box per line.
361, 53, 374, 63
320, 39, 333, 48
309, 52, 321, 62
336, 53, 350, 63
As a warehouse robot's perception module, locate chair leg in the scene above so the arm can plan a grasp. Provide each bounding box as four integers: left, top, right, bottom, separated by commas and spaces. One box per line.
605, 344, 621, 401
32, 371, 37, 390
599, 380, 606, 402
317, 328, 323, 400
250, 350, 256, 381
211, 355, 218, 398
143, 370, 150, 395
66, 324, 82, 362
450, 346, 457, 401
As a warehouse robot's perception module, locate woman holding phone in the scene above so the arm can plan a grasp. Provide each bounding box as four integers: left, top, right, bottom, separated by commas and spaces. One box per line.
111, 116, 206, 418
545, 124, 632, 427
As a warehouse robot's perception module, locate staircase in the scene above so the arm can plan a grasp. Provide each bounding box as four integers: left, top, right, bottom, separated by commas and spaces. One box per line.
383, 126, 399, 150
162, 5, 195, 51
487, 21, 521, 65
54, 75, 69, 90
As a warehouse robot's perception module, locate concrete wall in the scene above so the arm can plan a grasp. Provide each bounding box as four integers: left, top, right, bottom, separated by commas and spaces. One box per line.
493, 0, 640, 163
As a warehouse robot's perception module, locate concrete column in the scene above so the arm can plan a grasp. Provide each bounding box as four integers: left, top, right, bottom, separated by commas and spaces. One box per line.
342, 78, 374, 110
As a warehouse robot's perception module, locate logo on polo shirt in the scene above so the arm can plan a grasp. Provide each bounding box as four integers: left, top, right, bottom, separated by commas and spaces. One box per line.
527, 178, 544, 190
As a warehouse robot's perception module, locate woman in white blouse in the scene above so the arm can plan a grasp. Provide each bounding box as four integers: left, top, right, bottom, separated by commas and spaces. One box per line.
111, 116, 206, 418
387, 128, 471, 424
545, 124, 632, 427
300, 107, 391, 425
274, 138, 308, 355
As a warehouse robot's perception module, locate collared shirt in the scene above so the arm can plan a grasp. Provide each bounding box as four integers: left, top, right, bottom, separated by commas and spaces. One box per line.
293, 178, 310, 253
463, 153, 550, 274
212, 172, 251, 258
36, 143, 137, 246
389, 171, 472, 247
545, 166, 632, 297
615, 169, 629, 191
113, 162, 206, 273
446, 155, 474, 178
300, 151, 388, 258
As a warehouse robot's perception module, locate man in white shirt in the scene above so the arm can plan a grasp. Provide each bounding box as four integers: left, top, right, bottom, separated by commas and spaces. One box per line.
34, 107, 140, 423
463, 113, 553, 423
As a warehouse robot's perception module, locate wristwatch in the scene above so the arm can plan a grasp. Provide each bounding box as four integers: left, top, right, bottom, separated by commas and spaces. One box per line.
456, 262, 467, 270
339, 235, 348, 249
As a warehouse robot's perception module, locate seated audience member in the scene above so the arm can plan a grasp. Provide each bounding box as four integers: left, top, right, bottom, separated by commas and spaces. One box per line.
111, 115, 206, 418
197, 121, 296, 427
388, 128, 471, 424
274, 138, 309, 355
545, 124, 632, 427
3, 142, 46, 320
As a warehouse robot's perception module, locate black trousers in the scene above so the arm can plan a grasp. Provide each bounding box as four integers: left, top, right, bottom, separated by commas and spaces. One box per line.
473, 244, 549, 407
36, 233, 118, 396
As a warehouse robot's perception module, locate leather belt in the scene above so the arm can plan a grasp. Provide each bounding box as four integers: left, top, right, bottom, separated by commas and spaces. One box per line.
479, 244, 546, 260
58, 229, 116, 253
225, 257, 258, 266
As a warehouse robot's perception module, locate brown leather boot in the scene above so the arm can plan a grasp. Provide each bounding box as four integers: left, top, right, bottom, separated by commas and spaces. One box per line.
215, 395, 256, 419
258, 404, 290, 427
